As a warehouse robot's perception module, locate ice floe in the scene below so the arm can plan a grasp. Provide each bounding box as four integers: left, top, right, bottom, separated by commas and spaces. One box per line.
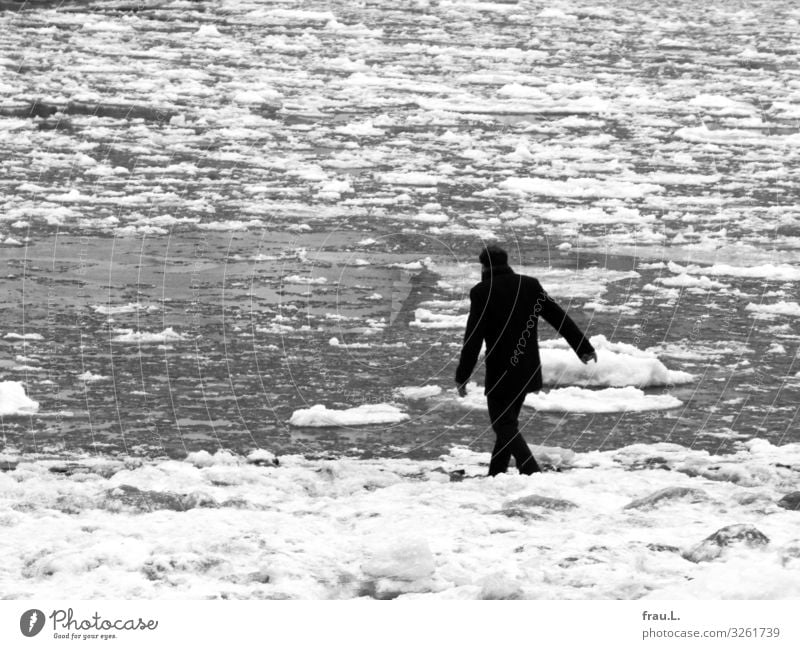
0, 381, 39, 416
289, 403, 409, 427
451, 384, 682, 413
110, 328, 186, 344
745, 301, 800, 317
540, 335, 694, 388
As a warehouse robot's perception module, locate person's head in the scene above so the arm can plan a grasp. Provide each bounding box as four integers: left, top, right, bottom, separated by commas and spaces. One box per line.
478, 244, 508, 269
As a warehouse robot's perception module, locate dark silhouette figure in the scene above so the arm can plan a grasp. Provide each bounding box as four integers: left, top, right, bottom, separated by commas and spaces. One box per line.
455, 245, 597, 476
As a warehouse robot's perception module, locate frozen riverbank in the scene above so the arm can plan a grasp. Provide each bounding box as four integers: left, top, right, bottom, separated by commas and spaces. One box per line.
2, 439, 799, 599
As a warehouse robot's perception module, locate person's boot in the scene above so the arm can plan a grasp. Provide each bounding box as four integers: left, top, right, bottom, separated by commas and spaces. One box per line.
518, 456, 542, 475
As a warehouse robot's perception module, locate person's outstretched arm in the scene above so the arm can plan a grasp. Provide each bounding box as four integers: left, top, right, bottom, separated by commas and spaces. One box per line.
534, 280, 596, 363
455, 286, 487, 393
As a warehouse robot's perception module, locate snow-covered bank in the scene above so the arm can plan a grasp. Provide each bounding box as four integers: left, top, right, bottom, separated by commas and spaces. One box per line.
1, 440, 799, 599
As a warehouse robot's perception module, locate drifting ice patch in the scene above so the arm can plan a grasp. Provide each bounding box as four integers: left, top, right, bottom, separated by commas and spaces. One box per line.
78, 372, 108, 383
452, 383, 682, 413
196, 24, 223, 38
541, 335, 694, 387
671, 262, 800, 282
499, 176, 663, 200
289, 403, 409, 427
0, 381, 39, 416
524, 386, 682, 413
92, 303, 148, 315
410, 308, 466, 329
110, 327, 186, 344
656, 274, 726, 289
745, 301, 800, 317
4, 332, 44, 341
378, 172, 444, 186
394, 385, 443, 399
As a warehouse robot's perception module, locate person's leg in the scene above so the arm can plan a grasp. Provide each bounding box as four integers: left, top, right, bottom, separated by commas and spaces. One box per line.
486, 394, 515, 476
508, 393, 541, 475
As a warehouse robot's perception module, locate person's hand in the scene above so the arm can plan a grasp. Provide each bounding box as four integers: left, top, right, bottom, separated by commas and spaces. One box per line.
580, 351, 597, 364
456, 383, 467, 397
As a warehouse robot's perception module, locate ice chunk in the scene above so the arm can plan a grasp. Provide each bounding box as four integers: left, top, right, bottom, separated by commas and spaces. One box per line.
394, 385, 443, 399
409, 309, 466, 329
289, 403, 409, 426
745, 301, 800, 317
4, 332, 44, 341
540, 335, 694, 388
524, 386, 682, 413
0, 381, 39, 416
111, 327, 186, 344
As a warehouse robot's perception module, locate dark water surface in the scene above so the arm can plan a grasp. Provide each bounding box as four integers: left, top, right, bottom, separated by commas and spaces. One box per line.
1, 0, 798, 459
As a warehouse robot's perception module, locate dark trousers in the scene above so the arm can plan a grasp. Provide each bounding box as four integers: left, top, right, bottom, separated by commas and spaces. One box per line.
486, 392, 541, 476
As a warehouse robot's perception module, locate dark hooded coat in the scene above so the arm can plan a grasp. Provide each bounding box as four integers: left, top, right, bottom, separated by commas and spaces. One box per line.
455, 264, 595, 396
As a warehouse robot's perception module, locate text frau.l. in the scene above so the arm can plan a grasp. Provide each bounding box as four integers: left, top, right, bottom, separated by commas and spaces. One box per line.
50, 609, 158, 631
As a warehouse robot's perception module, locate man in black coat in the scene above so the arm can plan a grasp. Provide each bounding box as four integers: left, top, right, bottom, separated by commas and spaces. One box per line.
455, 245, 597, 476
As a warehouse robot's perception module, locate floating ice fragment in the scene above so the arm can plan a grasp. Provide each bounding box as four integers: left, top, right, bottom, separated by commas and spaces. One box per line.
525, 386, 682, 412
78, 372, 108, 382
111, 327, 186, 344
0, 381, 39, 416
745, 301, 800, 317
499, 176, 663, 199
394, 385, 443, 399
4, 332, 43, 341
289, 403, 409, 426
196, 24, 223, 38
540, 335, 694, 388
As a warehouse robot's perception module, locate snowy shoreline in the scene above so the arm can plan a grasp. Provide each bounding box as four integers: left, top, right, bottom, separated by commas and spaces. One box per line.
2, 440, 799, 599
